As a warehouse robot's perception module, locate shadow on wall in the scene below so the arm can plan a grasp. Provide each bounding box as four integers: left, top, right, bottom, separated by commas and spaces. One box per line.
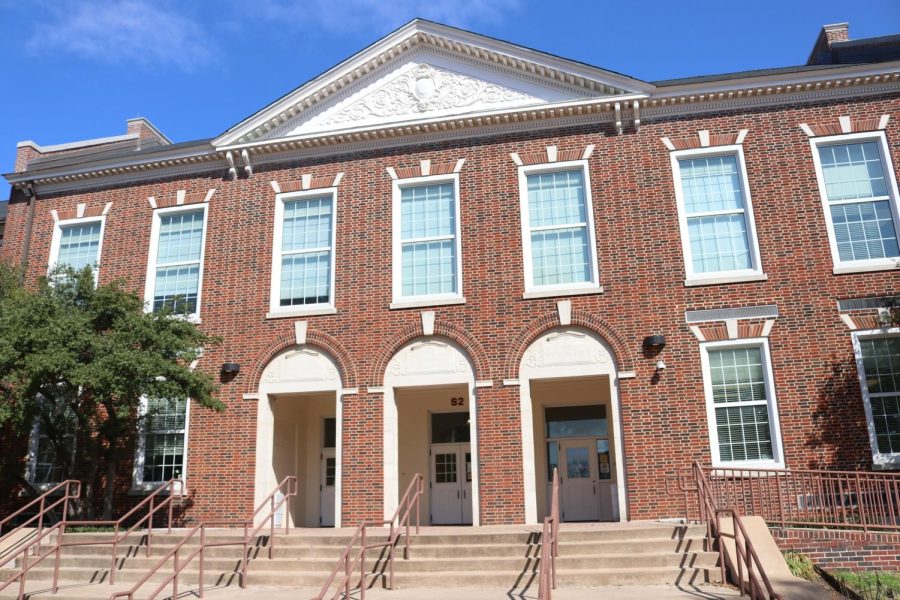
805, 357, 871, 470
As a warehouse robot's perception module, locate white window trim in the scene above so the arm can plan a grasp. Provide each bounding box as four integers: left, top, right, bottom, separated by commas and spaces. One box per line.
391, 173, 465, 309
809, 131, 900, 274
700, 337, 785, 470
48, 215, 107, 285
670, 145, 766, 286
143, 204, 209, 323
131, 397, 191, 494
268, 188, 338, 318
518, 159, 602, 297
851, 327, 900, 469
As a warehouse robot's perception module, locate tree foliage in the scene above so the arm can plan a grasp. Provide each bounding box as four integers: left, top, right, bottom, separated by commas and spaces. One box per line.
0, 263, 221, 518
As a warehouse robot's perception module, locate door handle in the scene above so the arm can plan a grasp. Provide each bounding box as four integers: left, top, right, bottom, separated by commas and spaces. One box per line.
457, 490, 460, 499
593, 482, 597, 495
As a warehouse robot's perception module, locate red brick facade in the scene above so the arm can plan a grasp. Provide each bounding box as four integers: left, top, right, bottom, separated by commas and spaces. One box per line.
2, 24, 899, 527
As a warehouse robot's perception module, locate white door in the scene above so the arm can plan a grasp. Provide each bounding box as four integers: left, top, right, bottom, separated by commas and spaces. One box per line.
559, 440, 600, 522
320, 448, 336, 527
430, 443, 472, 525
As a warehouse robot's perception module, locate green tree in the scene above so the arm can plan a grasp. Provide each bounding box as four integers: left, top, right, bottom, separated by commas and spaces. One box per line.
0, 263, 221, 518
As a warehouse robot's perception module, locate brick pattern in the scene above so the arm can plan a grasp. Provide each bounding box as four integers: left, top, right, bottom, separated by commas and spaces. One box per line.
772, 528, 900, 571
1, 93, 899, 525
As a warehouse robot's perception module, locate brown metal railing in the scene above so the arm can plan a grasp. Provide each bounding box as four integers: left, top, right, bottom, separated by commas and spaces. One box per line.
0, 478, 183, 599
312, 472, 424, 600
690, 462, 781, 600
681, 465, 900, 532
537, 467, 559, 600
0, 480, 80, 563
110, 475, 298, 600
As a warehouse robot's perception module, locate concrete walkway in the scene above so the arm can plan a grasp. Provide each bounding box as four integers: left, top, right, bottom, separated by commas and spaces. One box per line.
189, 584, 745, 599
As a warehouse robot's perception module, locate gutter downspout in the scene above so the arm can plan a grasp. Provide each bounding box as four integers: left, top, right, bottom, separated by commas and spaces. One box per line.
19, 182, 36, 284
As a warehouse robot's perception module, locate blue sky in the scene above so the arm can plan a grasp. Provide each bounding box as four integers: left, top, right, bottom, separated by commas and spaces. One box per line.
1, 0, 898, 184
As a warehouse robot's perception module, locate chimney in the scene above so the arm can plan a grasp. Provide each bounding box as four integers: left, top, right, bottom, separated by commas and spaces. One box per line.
126, 117, 172, 148
808, 23, 850, 65
14, 142, 44, 173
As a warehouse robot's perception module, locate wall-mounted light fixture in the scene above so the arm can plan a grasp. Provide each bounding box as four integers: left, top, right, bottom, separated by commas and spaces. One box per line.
643, 334, 666, 349
221, 362, 240, 375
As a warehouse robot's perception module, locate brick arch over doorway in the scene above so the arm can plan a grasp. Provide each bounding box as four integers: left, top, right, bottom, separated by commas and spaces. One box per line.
244, 328, 359, 393
503, 310, 635, 379
370, 319, 490, 384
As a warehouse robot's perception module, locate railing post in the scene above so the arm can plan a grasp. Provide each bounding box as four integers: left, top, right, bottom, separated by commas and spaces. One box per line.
199, 524, 206, 599
19, 546, 27, 600
344, 545, 351, 600
35, 496, 44, 556
360, 526, 366, 600
173, 546, 179, 600
241, 522, 248, 588
168, 480, 175, 534
269, 495, 275, 560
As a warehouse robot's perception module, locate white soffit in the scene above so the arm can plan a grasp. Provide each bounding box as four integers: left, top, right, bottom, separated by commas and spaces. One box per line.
213, 19, 648, 148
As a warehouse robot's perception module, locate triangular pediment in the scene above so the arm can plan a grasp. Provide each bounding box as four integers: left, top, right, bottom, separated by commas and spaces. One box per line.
214, 20, 651, 147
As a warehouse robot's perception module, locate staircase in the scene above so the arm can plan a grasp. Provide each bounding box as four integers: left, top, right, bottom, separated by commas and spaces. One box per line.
0, 521, 721, 598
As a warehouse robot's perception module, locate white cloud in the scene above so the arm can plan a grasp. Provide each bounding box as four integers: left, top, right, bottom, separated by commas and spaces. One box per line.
249, 0, 520, 32
27, 0, 217, 71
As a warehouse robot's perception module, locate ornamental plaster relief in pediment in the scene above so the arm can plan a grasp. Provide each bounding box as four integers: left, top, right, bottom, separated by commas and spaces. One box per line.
522, 329, 614, 375
387, 339, 470, 378
282, 54, 581, 137
262, 346, 340, 384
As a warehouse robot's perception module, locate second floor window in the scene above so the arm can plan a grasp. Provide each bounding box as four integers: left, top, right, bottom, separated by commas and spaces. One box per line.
49, 219, 104, 279
672, 148, 763, 284
145, 206, 207, 318
269, 189, 337, 316
519, 163, 600, 295
392, 177, 463, 305
812, 133, 900, 271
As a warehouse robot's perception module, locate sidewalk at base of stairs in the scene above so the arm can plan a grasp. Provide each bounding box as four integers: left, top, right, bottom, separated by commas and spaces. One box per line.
187, 584, 745, 600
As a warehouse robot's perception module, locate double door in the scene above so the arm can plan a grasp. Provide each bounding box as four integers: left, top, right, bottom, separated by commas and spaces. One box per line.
430, 443, 472, 525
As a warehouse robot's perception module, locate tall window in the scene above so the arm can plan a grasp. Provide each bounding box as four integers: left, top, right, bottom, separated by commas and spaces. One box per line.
49, 219, 104, 279
136, 398, 188, 486
671, 148, 763, 284
701, 340, 783, 468
854, 333, 900, 465
145, 207, 207, 318
519, 163, 599, 295
392, 177, 462, 306
813, 134, 900, 271
27, 398, 76, 487
270, 190, 337, 316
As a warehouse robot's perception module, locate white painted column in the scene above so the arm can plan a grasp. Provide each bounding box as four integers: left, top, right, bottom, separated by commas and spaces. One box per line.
468, 382, 481, 526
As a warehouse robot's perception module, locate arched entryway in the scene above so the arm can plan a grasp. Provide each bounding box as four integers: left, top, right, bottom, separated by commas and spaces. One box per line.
519, 327, 627, 524
254, 345, 344, 527
383, 337, 480, 526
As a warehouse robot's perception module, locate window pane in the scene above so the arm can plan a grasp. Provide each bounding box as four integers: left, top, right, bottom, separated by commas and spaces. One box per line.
57, 223, 101, 270
157, 211, 204, 264
530, 227, 590, 286
283, 197, 332, 251
687, 214, 752, 273
325, 457, 336, 487
143, 398, 186, 483
715, 404, 773, 462
565, 447, 591, 478
401, 239, 456, 296
830, 201, 899, 261
153, 265, 199, 313
435, 453, 457, 484
709, 347, 768, 405
431, 412, 470, 444
679, 156, 745, 214
323, 418, 336, 449
597, 439, 611, 480
819, 142, 888, 201
401, 184, 455, 239
546, 405, 607, 438
860, 337, 900, 455
527, 170, 586, 228
280, 251, 331, 306
547, 441, 558, 482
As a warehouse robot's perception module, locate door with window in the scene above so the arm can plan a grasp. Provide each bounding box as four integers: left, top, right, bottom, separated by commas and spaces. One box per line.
558, 440, 600, 521
430, 444, 472, 525
430, 412, 472, 525
320, 418, 336, 527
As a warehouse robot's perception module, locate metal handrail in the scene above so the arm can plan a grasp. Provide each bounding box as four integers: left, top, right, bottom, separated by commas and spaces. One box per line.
109, 475, 297, 600
0, 480, 80, 562
0, 479, 183, 599
312, 473, 424, 600
691, 462, 781, 600
537, 467, 559, 600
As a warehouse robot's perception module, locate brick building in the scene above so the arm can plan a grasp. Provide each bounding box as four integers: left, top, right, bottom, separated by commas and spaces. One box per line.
2, 20, 899, 528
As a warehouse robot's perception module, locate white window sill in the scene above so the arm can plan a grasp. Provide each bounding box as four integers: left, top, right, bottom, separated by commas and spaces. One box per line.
129, 483, 187, 496
872, 456, 900, 471
684, 273, 768, 287
522, 286, 603, 300
710, 461, 785, 474
389, 297, 466, 310
22, 482, 61, 494
266, 306, 337, 319
833, 262, 900, 275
